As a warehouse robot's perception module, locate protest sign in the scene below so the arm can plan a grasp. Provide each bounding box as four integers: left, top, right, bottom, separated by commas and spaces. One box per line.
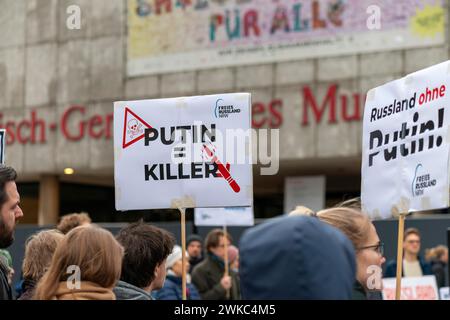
440, 287, 450, 300
382, 276, 439, 300
114, 93, 253, 210
362, 60, 450, 220
194, 206, 254, 226
362, 60, 450, 299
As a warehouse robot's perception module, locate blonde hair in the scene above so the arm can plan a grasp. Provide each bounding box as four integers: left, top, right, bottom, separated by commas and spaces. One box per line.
57, 212, 92, 235
22, 230, 64, 281
34, 226, 124, 300
426, 245, 448, 261
334, 197, 362, 210
289, 206, 315, 216
290, 205, 371, 249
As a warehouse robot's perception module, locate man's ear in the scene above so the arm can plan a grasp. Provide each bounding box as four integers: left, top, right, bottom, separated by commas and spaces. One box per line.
154, 262, 161, 277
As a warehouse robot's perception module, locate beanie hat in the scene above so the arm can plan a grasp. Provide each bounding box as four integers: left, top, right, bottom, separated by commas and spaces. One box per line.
166, 245, 184, 270
187, 234, 203, 246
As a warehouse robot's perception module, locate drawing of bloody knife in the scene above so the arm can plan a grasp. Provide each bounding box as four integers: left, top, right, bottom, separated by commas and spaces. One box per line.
202, 144, 241, 193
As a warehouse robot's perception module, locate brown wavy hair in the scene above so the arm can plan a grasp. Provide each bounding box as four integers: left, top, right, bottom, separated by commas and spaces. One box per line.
426, 245, 448, 261
34, 226, 124, 300
22, 229, 64, 281
57, 212, 92, 235
205, 229, 232, 252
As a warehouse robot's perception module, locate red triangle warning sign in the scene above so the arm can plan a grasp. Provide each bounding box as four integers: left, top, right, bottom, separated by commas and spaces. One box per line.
122, 107, 152, 149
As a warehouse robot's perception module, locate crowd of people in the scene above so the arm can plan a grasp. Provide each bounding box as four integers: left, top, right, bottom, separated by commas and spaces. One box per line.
0, 164, 448, 300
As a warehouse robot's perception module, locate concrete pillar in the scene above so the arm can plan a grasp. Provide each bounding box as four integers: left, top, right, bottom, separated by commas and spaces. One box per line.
38, 175, 60, 225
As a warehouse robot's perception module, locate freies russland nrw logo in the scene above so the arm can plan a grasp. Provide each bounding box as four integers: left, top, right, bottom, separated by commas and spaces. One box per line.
214, 99, 241, 118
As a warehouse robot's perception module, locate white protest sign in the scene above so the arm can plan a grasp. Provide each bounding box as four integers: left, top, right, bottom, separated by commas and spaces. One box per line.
114, 93, 253, 210
0, 129, 5, 164
382, 276, 439, 300
194, 207, 254, 226
361, 61, 450, 219
283, 176, 325, 213
439, 287, 450, 300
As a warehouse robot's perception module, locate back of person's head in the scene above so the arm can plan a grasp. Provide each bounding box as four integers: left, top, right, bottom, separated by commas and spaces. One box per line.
288, 205, 315, 216
426, 245, 448, 261
205, 229, 232, 252
57, 212, 92, 234
292, 206, 372, 249
116, 221, 175, 289
404, 227, 421, 241
239, 216, 355, 299
318, 207, 372, 249
22, 229, 64, 282
334, 197, 362, 210
34, 226, 124, 300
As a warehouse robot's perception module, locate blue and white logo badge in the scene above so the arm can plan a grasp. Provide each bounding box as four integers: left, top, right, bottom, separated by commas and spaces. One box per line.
214, 99, 241, 118
412, 164, 436, 197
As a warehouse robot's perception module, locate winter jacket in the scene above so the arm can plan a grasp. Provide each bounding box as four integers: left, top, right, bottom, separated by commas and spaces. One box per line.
192, 253, 240, 300
430, 259, 448, 288
17, 278, 37, 300
0, 261, 12, 300
189, 256, 204, 274
154, 275, 201, 300
113, 280, 154, 300
384, 256, 433, 278
352, 281, 367, 300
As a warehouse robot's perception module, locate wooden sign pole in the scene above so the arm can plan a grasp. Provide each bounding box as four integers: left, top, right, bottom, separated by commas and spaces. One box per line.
179, 207, 187, 300
223, 224, 230, 299
395, 213, 406, 300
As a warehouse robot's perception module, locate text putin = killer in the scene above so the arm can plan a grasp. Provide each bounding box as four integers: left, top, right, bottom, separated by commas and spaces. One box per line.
142, 124, 241, 193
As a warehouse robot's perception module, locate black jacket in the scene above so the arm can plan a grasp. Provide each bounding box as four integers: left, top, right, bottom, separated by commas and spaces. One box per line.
0, 261, 12, 300
17, 278, 37, 300
189, 256, 204, 274
430, 260, 448, 288
352, 281, 367, 300
191, 254, 240, 300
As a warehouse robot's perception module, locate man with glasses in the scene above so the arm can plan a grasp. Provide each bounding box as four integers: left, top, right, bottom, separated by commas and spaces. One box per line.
384, 228, 432, 278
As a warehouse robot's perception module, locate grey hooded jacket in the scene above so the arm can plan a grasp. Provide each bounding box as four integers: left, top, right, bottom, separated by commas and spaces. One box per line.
113, 280, 154, 300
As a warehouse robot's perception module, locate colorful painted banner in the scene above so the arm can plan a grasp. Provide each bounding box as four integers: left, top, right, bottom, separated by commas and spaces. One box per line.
128, 0, 445, 76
